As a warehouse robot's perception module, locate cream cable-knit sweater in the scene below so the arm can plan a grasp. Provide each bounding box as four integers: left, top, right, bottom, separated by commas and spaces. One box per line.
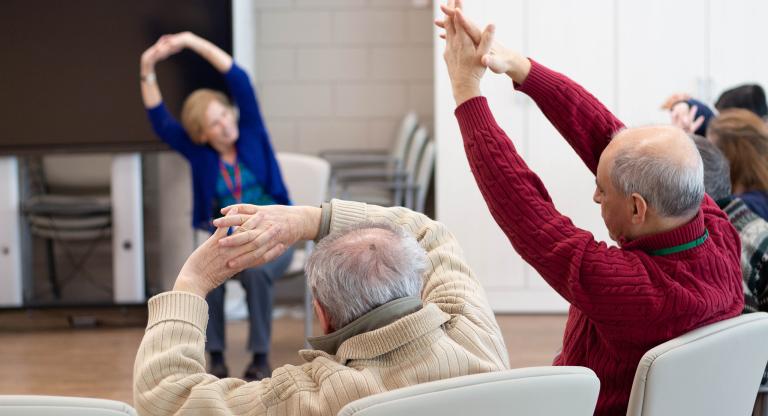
133, 200, 509, 415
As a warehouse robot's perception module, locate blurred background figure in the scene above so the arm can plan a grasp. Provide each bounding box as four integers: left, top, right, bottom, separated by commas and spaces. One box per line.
140, 31, 293, 381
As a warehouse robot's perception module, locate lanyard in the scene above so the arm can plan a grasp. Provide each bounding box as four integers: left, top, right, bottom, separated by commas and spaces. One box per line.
219, 155, 242, 203
648, 229, 709, 256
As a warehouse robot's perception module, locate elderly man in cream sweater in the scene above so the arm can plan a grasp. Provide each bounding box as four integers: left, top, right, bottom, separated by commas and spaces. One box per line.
133, 199, 509, 415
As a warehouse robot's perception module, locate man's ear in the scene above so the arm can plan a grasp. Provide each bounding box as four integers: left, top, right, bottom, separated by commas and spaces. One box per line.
630, 193, 648, 224
313, 299, 334, 335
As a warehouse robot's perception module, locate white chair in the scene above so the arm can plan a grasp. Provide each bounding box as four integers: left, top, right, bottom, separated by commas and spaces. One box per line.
337, 367, 600, 416
321, 111, 418, 172
626, 312, 768, 416
0, 395, 136, 415
276, 153, 331, 341
337, 126, 429, 208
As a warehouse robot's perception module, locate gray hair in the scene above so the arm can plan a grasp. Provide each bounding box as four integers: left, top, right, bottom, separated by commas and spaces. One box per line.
611, 135, 705, 217
689, 134, 732, 201
305, 222, 427, 330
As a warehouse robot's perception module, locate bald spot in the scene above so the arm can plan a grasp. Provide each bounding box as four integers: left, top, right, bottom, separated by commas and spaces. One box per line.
605, 125, 700, 171
324, 227, 403, 278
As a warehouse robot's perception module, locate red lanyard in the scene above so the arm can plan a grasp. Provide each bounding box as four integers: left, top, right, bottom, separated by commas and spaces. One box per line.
219, 155, 242, 203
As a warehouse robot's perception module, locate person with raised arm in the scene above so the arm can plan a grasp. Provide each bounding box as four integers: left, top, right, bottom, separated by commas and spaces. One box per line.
139, 32, 292, 381
437, 2, 743, 414
133, 200, 509, 415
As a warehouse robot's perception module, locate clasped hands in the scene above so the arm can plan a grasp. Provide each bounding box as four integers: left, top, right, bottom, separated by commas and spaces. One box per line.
436, 0, 531, 105
173, 204, 321, 298
141, 31, 197, 71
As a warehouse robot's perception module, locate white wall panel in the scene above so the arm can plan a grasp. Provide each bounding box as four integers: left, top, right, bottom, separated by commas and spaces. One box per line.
709, 0, 768, 100
616, 0, 709, 126
434, 0, 528, 296
524, 0, 614, 291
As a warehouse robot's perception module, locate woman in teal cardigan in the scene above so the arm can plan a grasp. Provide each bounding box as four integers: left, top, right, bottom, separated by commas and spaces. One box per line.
140, 31, 293, 381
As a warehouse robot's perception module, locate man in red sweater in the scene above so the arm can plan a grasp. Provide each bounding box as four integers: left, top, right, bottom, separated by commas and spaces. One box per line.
438, 3, 744, 415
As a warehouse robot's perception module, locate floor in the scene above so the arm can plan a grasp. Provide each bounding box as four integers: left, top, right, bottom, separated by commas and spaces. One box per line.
0, 312, 567, 405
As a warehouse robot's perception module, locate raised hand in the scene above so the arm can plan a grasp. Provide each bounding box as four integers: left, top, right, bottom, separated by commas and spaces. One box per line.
173, 208, 249, 298
213, 204, 321, 270
442, 2, 494, 105
435, 1, 531, 83
669, 102, 705, 134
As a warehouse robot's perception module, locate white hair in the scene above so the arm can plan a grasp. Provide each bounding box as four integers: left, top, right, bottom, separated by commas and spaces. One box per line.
305, 222, 427, 330
611, 136, 705, 217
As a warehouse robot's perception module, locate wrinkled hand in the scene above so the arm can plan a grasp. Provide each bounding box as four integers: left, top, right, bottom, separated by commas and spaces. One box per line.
669, 101, 705, 134
173, 208, 253, 298
212, 204, 321, 271
441, 1, 494, 105
435, 0, 530, 83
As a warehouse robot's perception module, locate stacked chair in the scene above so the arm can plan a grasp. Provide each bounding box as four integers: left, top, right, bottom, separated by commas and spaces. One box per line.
320, 111, 435, 213
23, 154, 113, 300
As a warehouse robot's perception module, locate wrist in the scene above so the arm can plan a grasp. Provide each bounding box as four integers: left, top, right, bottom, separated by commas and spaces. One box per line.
452, 84, 482, 106
140, 62, 155, 77
173, 275, 209, 298
301, 206, 322, 241
505, 55, 531, 84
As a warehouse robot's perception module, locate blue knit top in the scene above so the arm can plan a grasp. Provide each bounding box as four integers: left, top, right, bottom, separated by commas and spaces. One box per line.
146, 63, 290, 231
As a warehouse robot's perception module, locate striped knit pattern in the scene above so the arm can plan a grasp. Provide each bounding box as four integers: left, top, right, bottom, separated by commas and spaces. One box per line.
133, 200, 509, 416
454, 60, 744, 416
722, 197, 768, 313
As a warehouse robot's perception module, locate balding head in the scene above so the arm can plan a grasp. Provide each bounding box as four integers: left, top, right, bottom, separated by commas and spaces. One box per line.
305, 222, 427, 331
604, 125, 704, 217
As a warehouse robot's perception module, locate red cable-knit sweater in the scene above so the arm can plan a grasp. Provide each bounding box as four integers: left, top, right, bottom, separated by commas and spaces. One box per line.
454, 60, 744, 416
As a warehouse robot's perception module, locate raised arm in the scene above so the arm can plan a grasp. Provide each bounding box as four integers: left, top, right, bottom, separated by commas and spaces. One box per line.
139, 35, 199, 157
439, 7, 670, 330
211, 200, 503, 340
437, 5, 625, 175
134, 214, 316, 415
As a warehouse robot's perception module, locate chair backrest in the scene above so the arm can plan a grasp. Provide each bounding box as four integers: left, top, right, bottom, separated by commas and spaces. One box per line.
0, 395, 136, 416
276, 152, 331, 206
337, 366, 600, 416
42, 154, 112, 193
390, 111, 419, 164
403, 126, 428, 182
413, 140, 435, 213
626, 312, 768, 416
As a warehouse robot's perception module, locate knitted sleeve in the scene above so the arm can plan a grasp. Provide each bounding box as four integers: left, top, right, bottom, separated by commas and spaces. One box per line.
133, 291, 280, 415
146, 103, 200, 160
516, 59, 625, 174
224, 62, 264, 130
456, 97, 665, 324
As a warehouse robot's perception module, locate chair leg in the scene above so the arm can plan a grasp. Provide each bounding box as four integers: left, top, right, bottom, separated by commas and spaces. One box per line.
45, 238, 61, 299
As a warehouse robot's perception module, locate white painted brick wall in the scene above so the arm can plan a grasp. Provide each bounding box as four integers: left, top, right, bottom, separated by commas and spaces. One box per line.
248, 0, 434, 155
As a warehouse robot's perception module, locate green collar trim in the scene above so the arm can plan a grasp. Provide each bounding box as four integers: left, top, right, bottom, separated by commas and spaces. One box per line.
648, 229, 709, 256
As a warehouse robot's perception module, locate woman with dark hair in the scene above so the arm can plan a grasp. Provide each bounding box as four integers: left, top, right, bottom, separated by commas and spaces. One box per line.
715, 84, 768, 119
708, 109, 768, 220
139, 31, 293, 381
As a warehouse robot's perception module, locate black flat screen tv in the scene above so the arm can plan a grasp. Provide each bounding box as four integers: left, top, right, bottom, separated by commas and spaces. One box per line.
0, 0, 233, 155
